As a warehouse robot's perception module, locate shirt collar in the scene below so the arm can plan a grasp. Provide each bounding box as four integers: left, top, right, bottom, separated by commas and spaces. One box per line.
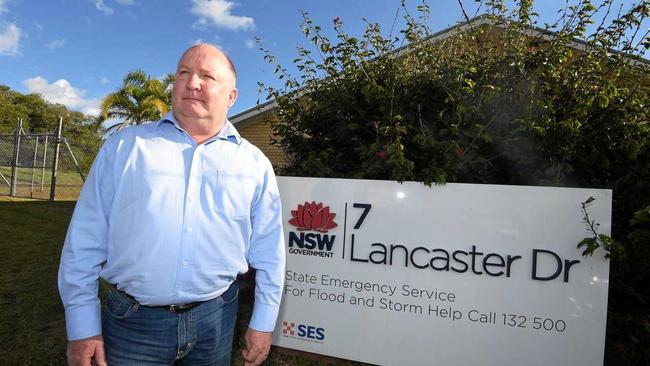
158, 111, 242, 144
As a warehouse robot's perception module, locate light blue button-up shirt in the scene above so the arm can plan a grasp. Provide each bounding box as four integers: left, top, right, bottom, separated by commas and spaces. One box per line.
58, 112, 285, 340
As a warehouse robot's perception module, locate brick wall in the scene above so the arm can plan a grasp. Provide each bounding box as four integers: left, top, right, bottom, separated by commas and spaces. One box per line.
237, 116, 287, 168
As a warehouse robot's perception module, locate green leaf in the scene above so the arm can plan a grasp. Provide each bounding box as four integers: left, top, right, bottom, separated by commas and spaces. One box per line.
596, 95, 610, 108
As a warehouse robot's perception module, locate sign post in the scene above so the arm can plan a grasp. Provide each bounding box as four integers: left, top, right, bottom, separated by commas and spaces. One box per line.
273, 177, 611, 366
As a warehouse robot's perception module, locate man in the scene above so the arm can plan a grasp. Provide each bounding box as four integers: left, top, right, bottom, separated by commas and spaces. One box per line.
58, 44, 285, 366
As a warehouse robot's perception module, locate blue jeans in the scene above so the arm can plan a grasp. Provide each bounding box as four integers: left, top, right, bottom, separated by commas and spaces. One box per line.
102, 282, 239, 365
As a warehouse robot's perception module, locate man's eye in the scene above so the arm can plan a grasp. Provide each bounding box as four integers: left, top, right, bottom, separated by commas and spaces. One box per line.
205, 75, 216, 81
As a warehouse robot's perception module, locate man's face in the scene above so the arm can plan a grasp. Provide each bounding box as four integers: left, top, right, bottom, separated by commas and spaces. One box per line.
171, 45, 237, 127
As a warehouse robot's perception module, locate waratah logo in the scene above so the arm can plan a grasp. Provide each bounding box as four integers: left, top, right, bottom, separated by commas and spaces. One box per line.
288, 201, 338, 233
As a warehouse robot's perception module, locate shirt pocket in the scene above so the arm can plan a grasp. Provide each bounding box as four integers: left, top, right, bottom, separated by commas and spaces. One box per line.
114, 169, 178, 214
207, 171, 256, 220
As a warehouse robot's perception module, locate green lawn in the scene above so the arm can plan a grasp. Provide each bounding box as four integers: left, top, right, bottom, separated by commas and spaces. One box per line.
0, 197, 365, 365
0, 198, 73, 365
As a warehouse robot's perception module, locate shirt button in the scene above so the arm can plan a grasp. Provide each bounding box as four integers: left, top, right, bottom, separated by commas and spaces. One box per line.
186, 227, 193, 232
182, 260, 188, 266
188, 197, 194, 203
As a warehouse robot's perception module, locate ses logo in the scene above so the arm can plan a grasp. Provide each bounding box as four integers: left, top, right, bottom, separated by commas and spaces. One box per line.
281, 321, 326, 343
287, 201, 337, 258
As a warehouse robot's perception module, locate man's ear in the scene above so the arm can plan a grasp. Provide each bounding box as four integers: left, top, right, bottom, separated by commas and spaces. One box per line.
228, 88, 238, 108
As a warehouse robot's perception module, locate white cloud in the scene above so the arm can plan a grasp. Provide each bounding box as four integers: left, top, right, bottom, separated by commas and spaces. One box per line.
0, 23, 20, 55
244, 39, 255, 49
23, 76, 101, 116
47, 38, 65, 51
190, 0, 254, 31
0, 0, 7, 14
115, 0, 136, 5
93, 0, 114, 15
33, 21, 43, 30
100, 77, 110, 85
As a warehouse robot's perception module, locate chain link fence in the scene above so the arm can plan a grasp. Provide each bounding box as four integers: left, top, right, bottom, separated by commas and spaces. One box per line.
0, 119, 97, 201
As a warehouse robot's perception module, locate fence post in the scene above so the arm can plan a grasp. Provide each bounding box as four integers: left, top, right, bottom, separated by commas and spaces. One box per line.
10, 118, 22, 197
63, 139, 86, 182
49, 117, 63, 202
30, 136, 39, 198
41, 135, 48, 191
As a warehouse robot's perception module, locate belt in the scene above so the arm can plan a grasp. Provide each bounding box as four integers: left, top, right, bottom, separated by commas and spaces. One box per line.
143, 302, 203, 313
108, 283, 205, 313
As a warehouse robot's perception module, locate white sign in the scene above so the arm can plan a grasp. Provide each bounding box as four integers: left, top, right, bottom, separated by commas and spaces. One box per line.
272, 177, 611, 366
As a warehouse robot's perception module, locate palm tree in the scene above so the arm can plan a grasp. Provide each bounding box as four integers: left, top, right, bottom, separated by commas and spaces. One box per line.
100, 70, 174, 133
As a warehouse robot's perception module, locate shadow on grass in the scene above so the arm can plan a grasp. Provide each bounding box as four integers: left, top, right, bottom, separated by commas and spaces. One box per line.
0, 200, 74, 365
0, 200, 369, 365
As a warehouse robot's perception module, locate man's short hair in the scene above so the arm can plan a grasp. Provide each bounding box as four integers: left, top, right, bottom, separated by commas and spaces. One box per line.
179, 43, 237, 80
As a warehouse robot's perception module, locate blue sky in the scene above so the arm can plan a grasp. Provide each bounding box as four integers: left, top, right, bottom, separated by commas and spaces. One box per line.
0, 0, 647, 118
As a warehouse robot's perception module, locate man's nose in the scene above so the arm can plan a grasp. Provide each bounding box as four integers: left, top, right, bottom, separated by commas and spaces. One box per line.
186, 73, 201, 90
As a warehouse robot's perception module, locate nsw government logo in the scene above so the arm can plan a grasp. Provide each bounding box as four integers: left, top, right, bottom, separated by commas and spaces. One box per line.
281, 320, 326, 343
287, 201, 337, 258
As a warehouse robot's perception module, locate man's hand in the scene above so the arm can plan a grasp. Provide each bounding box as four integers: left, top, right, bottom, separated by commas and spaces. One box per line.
67, 334, 106, 366
242, 328, 272, 366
